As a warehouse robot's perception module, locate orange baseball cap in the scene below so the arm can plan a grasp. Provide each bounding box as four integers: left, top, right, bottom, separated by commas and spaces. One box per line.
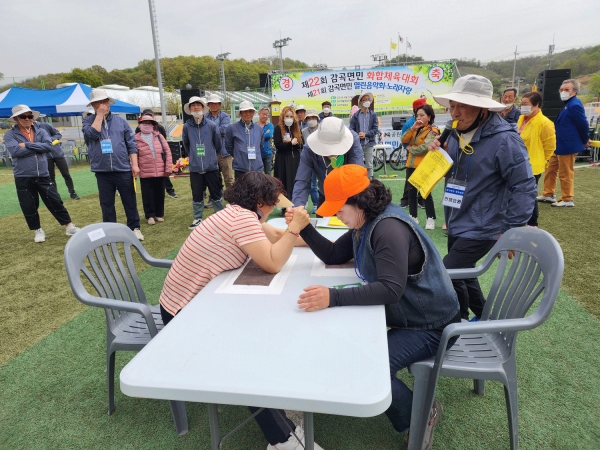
316, 164, 370, 217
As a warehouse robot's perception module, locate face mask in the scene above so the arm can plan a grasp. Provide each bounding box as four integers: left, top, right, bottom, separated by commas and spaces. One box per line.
140, 124, 154, 134
560, 91, 572, 101
192, 111, 203, 118
307, 119, 318, 128
323, 107, 331, 114
284, 118, 294, 127
520, 106, 532, 115
362, 101, 371, 108
503, 103, 513, 110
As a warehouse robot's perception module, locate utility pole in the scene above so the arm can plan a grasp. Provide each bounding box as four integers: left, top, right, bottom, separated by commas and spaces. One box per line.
273, 38, 292, 72
147, 0, 167, 126
216, 52, 230, 102
511, 46, 519, 87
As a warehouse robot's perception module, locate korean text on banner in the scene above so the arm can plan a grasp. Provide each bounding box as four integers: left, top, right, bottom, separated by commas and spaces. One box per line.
407, 149, 453, 199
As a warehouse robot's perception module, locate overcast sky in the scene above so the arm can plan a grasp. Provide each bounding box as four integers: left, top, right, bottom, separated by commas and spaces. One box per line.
2, 0, 599, 82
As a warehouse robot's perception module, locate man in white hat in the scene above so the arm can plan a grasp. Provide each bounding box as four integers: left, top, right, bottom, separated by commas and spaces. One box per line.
205, 93, 234, 189
4, 105, 81, 242
181, 96, 226, 229
225, 100, 264, 177
291, 116, 364, 209
349, 92, 378, 178
430, 74, 536, 320
295, 104, 307, 129
83, 89, 144, 241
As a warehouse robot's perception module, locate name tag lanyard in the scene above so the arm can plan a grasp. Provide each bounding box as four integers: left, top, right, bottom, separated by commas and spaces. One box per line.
102, 117, 112, 140
450, 133, 475, 183
245, 123, 256, 162
101, 118, 113, 154
196, 122, 207, 156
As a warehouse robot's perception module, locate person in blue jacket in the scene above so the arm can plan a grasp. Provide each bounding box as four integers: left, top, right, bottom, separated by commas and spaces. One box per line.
225, 100, 264, 178
36, 118, 80, 200
181, 96, 226, 229
257, 106, 274, 174
538, 79, 591, 207
349, 92, 378, 178
292, 116, 364, 209
431, 75, 537, 320
5, 105, 81, 243
83, 89, 143, 241
206, 94, 233, 190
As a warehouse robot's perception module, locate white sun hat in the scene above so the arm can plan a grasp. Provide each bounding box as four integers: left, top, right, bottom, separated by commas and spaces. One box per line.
295, 104, 306, 112
433, 75, 506, 112
236, 100, 256, 117
305, 108, 319, 119
307, 117, 353, 156
10, 104, 40, 121
358, 92, 373, 103
87, 89, 115, 107
183, 96, 209, 115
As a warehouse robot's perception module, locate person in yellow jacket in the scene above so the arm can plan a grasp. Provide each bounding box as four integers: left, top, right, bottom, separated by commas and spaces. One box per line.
401, 104, 440, 229
517, 92, 556, 227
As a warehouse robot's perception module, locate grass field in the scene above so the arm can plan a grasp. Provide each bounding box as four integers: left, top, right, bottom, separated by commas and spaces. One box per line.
0, 162, 599, 449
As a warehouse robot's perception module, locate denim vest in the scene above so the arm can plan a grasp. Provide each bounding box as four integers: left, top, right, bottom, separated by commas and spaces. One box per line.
353, 203, 459, 329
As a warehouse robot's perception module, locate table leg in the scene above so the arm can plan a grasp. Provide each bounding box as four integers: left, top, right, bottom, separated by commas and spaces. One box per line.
208, 403, 221, 450
303, 412, 314, 450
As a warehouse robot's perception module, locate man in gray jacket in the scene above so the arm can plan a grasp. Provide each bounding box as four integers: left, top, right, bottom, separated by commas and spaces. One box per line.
430, 75, 536, 320
5, 105, 80, 243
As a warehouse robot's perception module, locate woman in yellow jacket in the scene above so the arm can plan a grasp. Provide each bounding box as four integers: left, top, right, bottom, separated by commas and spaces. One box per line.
517, 92, 556, 227
401, 104, 440, 229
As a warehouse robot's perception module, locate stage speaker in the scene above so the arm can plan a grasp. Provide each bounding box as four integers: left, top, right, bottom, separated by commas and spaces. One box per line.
167, 141, 182, 163
180, 89, 206, 123
259, 73, 269, 88
538, 69, 571, 121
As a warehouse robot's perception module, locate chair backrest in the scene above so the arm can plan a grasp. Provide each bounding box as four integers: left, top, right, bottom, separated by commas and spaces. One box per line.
64, 223, 160, 333
61, 142, 75, 154
474, 227, 564, 346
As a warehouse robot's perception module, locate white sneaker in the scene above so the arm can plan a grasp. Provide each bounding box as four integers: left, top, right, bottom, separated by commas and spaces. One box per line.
65, 223, 81, 236
536, 195, 556, 203
425, 217, 435, 230
266, 426, 324, 450
188, 218, 202, 230
551, 200, 574, 207
133, 228, 144, 241
147, 217, 156, 225
34, 228, 46, 243
410, 216, 419, 225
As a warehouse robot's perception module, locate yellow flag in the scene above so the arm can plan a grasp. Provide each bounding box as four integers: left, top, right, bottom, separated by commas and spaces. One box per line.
390, 41, 397, 50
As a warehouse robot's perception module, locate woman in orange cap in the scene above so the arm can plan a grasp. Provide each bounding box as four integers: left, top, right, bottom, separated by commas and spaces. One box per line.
290, 164, 460, 448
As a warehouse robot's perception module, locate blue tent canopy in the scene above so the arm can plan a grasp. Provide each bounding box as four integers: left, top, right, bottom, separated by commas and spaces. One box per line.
0, 83, 140, 117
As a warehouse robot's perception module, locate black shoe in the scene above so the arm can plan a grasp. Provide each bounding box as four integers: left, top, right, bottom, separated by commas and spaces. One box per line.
70, 193, 80, 200
400, 202, 408, 208
418, 202, 426, 209
167, 191, 178, 199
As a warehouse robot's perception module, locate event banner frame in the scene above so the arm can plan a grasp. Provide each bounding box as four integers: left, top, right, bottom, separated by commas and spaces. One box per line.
271, 63, 453, 115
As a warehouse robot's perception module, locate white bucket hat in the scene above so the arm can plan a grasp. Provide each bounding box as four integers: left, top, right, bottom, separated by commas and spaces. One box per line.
206, 93, 222, 104
87, 89, 115, 107
307, 117, 353, 156
295, 104, 306, 112
358, 92, 373, 103
10, 104, 40, 121
433, 75, 505, 112
183, 96, 209, 115
237, 100, 256, 117
305, 108, 319, 120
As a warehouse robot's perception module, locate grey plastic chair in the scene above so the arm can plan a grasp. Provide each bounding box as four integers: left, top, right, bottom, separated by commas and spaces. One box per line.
0, 144, 11, 168
64, 222, 188, 435
407, 227, 564, 450
60, 141, 76, 167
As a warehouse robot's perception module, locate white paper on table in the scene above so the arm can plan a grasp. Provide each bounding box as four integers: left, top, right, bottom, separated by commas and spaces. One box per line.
316, 217, 349, 229
310, 256, 356, 277
215, 255, 297, 295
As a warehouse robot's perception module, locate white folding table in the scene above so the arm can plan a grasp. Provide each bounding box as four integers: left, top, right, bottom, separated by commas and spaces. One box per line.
120, 221, 391, 449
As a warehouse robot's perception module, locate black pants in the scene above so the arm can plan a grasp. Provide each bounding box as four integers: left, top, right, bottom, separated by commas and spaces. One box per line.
140, 177, 166, 219
406, 168, 436, 219
159, 303, 295, 446
528, 174, 541, 226
95, 172, 140, 230
15, 176, 72, 230
165, 177, 175, 194
48, 157, 76, 195
190, 171, 222, 203
443, 235, 496, 319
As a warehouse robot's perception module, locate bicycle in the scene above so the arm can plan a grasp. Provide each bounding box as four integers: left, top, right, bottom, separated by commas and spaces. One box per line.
388, 145, 408, 171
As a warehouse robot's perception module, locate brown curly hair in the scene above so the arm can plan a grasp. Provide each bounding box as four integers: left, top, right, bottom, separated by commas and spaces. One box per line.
345, 179, 392, 222
224, 172, 286, 214
278, 106, 303, 145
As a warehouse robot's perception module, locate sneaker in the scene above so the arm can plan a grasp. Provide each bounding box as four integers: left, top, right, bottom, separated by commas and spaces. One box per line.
410, 216, 419, 225
34, 228, 46, 243
551, 200, 574, 207
400, 201, 408, 208
189, 218, 202, 230
311, 206, 317, 214
418, 201, 426, 209
469, 316, 480, 322
425, 218, 435, 230
70, 193, 80, 200
147, 217, 156, 225
155, 217, 164, 223
205, 201, 213, 209
65, 223, 81, 236
167, 191, 178, 199
133, 228, 144, 241
536, 195, 556, 203
422, 399, 443, 450
266, 426, 324, 450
